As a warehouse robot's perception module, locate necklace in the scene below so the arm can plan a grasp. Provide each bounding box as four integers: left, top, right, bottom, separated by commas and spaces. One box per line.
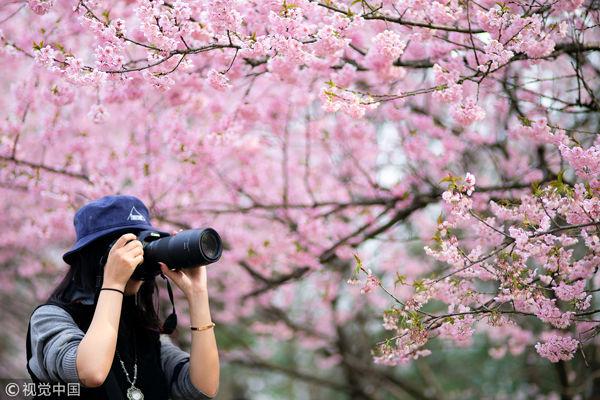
116, 348, 144, 400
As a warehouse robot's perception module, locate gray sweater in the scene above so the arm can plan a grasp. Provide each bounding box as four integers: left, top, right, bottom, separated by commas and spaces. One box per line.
28, 304, 214, 400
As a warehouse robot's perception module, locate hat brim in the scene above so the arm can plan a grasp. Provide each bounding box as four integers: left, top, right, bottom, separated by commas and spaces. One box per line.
62, 224, 170, 265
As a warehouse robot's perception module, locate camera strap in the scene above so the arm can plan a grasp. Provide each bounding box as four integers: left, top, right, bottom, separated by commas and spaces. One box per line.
159, 271, 178, 334
94, 272, 103, 304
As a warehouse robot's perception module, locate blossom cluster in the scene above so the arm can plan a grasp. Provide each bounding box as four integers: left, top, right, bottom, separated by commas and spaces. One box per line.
535, 333, 579, 363
368, 162, 598, 366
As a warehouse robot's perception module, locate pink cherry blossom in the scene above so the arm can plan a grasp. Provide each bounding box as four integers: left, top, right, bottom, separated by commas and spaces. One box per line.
451, 97, 486, 126
28, 0, 54, 15
535, 333, 579, 363
0, 0, 599, 389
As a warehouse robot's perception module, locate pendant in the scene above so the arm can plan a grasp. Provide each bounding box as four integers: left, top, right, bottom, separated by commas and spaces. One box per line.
127, 386, 144, 400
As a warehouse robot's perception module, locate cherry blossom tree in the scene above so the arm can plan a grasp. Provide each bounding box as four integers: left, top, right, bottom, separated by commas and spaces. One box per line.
1, 0, 599, 397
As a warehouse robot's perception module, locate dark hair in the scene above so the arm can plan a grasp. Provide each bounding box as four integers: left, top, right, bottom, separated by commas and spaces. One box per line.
47, 230, 164, 333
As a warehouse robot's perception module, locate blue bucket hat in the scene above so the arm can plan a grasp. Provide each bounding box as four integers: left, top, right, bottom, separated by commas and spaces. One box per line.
62, 195, 169, 265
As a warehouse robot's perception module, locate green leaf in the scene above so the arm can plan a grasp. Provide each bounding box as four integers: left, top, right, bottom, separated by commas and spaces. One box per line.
383, 307, 400, 316
413, 279, 426, 293
101, 10, 110, 24
548, 245, 561, 257
585, 182, 593, 198
548, 170, 574, 197
432, 230, 442, 244
439, 175, 459, 184
353, 253, 363, 276
394, 273, 407, 288
531, 180, 542, 197
32, 40, 46, 51
440, 174, 459, 191
517, 115, 532, 127
497, 251, 510, 261
557, 169, 565, 184
280, 0, 299, 15
497, 2, 510, 13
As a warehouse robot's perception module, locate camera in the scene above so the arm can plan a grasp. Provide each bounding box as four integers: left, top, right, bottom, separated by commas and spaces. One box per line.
105, 228, 223, 280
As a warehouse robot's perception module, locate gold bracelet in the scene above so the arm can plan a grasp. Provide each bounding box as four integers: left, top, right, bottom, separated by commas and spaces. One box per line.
191, 322, 215, 332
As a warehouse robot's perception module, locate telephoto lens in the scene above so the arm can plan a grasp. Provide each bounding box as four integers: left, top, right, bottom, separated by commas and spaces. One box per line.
143, 228, 223, 270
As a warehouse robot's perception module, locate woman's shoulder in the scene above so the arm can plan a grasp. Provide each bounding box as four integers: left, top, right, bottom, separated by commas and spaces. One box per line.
31, 302, 71, 315
30, 303, 78, 325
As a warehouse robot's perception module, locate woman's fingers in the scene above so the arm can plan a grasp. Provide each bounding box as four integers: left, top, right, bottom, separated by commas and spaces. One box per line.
122, 238, 143, 252
160, 263, 181, 279
124, 244, 144, 257
113, 233, 138, 250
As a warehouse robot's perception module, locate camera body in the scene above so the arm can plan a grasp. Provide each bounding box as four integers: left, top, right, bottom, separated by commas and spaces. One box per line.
106, 228, 223, 280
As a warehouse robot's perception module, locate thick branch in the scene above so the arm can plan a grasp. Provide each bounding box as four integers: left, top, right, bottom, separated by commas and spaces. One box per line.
0, 155, 92, 184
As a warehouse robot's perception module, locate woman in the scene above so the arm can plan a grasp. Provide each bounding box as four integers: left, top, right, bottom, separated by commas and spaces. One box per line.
26, 195, 220, 400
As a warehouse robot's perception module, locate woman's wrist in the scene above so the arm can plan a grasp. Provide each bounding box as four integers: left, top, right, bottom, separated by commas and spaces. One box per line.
102, 281, 126, 292
185, 287, 209, 302
100, 287, 125, 296
188, 291, 212, 325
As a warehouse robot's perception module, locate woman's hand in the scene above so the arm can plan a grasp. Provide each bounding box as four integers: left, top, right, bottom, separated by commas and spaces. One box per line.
159, 262, 207, 299
103, 233, 144, 290
158, 229, 209, 299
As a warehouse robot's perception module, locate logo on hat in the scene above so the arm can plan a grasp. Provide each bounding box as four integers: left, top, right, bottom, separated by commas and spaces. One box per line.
127, 206, 147, 222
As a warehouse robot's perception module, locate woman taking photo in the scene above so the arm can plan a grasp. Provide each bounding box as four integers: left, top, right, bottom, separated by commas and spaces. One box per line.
26, 195, 220, 400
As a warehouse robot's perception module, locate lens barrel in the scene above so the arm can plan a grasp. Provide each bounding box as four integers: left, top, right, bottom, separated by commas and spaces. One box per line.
144, 228, 222, 270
